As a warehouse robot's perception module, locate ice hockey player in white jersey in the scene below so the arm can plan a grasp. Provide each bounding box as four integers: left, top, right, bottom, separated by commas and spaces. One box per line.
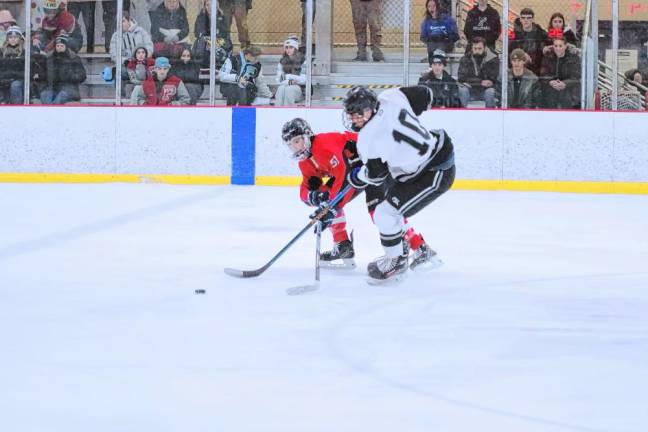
343, 85, 455, 283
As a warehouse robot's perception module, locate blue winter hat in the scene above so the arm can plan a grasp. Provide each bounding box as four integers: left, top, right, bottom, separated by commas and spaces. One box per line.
154, 57, 171, 69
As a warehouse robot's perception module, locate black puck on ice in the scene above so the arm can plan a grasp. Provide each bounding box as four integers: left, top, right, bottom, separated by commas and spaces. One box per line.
195, 289, 206, 295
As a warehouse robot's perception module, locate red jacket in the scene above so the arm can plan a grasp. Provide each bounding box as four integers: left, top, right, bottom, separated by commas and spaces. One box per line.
142, 75, 182, 105
297, 131, 358, 206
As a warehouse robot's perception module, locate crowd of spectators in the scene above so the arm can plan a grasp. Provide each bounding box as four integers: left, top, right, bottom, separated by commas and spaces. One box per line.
0, 1, 645, 109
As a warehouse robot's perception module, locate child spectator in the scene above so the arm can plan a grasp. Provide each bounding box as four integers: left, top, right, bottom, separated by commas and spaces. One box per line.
124, 46, 155, 97
193, 0, 232, 69
219, 45, 272, 106
109, 12, 153, 66
463, 0, 501, 51
275, 36, 306, 106
0, 24, 24, 104
539, 36, 581, 109
37, 0, 83, 53
130, 56, 191, 105
498, 48, 540, 108
150, 0, 189, 58
420, 0, 458, 63
171, 48, 203, 105
458, 36, 498, 108
41, 33, 86, 104
417, 49, 462, 108
509, 8, 547, 76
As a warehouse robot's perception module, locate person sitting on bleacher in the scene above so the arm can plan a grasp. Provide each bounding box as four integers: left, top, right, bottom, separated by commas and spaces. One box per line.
193, 0, 232, 69
275, 36, 306, 107
109, 11, 153, 66
171, 48, 203, 105
123, 46, 155, 98
41, 33, 86, 104
219, 45, 272, 106
150, 0, 189, 58
36, 0, 83, 53
130, 56, 190, 105
496, 48, 540, 109
0, 25, 25, 104
417, 49, 462, 108
458, 36, 498, 108
539, 36, 580, 109
509, 8, 547, 76
420, 0, 458, 63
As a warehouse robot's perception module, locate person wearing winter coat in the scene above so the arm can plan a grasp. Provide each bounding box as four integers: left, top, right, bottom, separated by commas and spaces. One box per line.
275, 37, 306, 106
539, 36, 581, 109
0, 25, 25, 104
418, 49, 462, 107
497, 48, 540, 108
458, 37, 499, 107
509, 8, 547, 76
420, 0, 458, 61
37, 0, 83, 53
109, 12, 154, 65
193, 0, 232, 69
219, 45, 272, 106
171, 48, 203, 105
41, 33, 87, 104
463, 0, 501, 51
545, 12, 578, 46
122, 46, 155, 97
150, 0, 189, 57
130, 56, 191, 105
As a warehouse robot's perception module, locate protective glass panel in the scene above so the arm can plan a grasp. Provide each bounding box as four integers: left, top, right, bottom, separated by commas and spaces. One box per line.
0, 0, 27, 104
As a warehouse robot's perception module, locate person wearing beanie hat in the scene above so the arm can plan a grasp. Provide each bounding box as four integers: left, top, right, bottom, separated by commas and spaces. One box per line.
418, 49, 462, 108
130, 54, 191, 105
0, 23, 26, 104
497, 47, 539, 108
420, 0, 459, 64
41, 28, 86, 104
275, 35, 307, 106
38, 0, 83, 54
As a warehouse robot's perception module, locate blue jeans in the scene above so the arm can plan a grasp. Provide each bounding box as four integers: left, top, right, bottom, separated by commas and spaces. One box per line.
1, 80, 24, 104
41, 89, 73, 105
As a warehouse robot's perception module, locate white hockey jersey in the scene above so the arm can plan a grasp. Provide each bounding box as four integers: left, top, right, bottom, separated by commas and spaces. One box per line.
356, 88, 447, 183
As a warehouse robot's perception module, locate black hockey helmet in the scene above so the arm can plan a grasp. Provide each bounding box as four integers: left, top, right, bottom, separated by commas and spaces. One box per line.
342, 86, 378, 131
281, 117, 314, 160
399, 85, 434, 116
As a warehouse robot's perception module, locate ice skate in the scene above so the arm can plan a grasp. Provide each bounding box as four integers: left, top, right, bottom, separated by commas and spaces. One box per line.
409, 242, 443, 272
366, 249, 409, 285
320, 239, 356, 270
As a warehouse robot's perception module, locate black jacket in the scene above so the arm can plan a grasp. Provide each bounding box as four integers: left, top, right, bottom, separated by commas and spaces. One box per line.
539, 50, 581, 108
171, 59, 202, 84
458, 47, 499, 87
418, 70, 462, 108
464, 5, 501, 49
150, 3, 190, 43
510, 21, 548, 74
0, 47, 25, 86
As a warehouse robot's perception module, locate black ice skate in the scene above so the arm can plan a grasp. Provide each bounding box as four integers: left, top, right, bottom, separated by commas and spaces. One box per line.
409, 242, 443, 272
367, 249, 409, 285
320, 239, 356, 270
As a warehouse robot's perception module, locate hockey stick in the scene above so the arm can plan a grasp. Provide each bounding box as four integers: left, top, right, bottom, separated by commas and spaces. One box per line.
224, 184, 353, 278
286, 221, 322, 295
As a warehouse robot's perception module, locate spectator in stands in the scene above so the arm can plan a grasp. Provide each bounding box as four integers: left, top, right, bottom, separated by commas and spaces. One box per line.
130, 56, 190, 105
545, 12, 578, 47
463, 0, 500, 51
539, 36, 581, 109
498, 48, 539, 108
36, 0, 83, 53
458, 36, 498, 108
509, 8, 547, 76
299, 0, 315, 54
275, 36, 306, 106
0, 9, 17, 46
219, 44, 272, 106
67, 0, 96, 53
221, 0, 251, 49
0, 24, 24, 104
193, 0, 232, 69
420, 0, 459, 64
110, 12, 153, 66
150, 0, 189, 58
418, 49, 462, 108
625, 68, 646, 97
350, 0, 384, 62
103, 0, 131, 52
171, 48, 203, 105
41, 33, 86, 104
124, 46, 155, 97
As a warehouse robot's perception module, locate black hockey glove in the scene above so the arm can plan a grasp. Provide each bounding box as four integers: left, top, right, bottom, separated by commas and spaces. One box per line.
307, 176, 323, 191
343, 140, 359, 160
347, 166, 368, 190
307, 190, 330, 206
310, 202, 337, 230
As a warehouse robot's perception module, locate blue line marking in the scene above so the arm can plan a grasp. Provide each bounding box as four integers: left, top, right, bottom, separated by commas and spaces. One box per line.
231, 107, 256, 185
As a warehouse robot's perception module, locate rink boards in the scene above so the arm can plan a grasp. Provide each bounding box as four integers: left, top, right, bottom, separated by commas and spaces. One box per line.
1, 106, 647, 194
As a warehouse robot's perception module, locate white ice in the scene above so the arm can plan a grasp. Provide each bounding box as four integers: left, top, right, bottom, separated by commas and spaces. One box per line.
1, 183, 647, 432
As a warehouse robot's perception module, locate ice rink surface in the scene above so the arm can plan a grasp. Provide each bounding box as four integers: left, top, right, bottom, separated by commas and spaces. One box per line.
1, 183, 647, 432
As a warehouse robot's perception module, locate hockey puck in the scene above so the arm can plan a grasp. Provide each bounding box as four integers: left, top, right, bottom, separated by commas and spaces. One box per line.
194, 289, 206, 295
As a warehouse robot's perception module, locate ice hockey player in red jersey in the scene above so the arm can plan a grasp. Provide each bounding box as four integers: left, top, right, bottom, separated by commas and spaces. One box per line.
281, 117, 432, 270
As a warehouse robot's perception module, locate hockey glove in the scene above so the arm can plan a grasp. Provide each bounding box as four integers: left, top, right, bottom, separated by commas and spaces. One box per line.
307, 176, 323, 191
310, 202, 337, 230
307, 190, 330, 206
347, 166, 368, 190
